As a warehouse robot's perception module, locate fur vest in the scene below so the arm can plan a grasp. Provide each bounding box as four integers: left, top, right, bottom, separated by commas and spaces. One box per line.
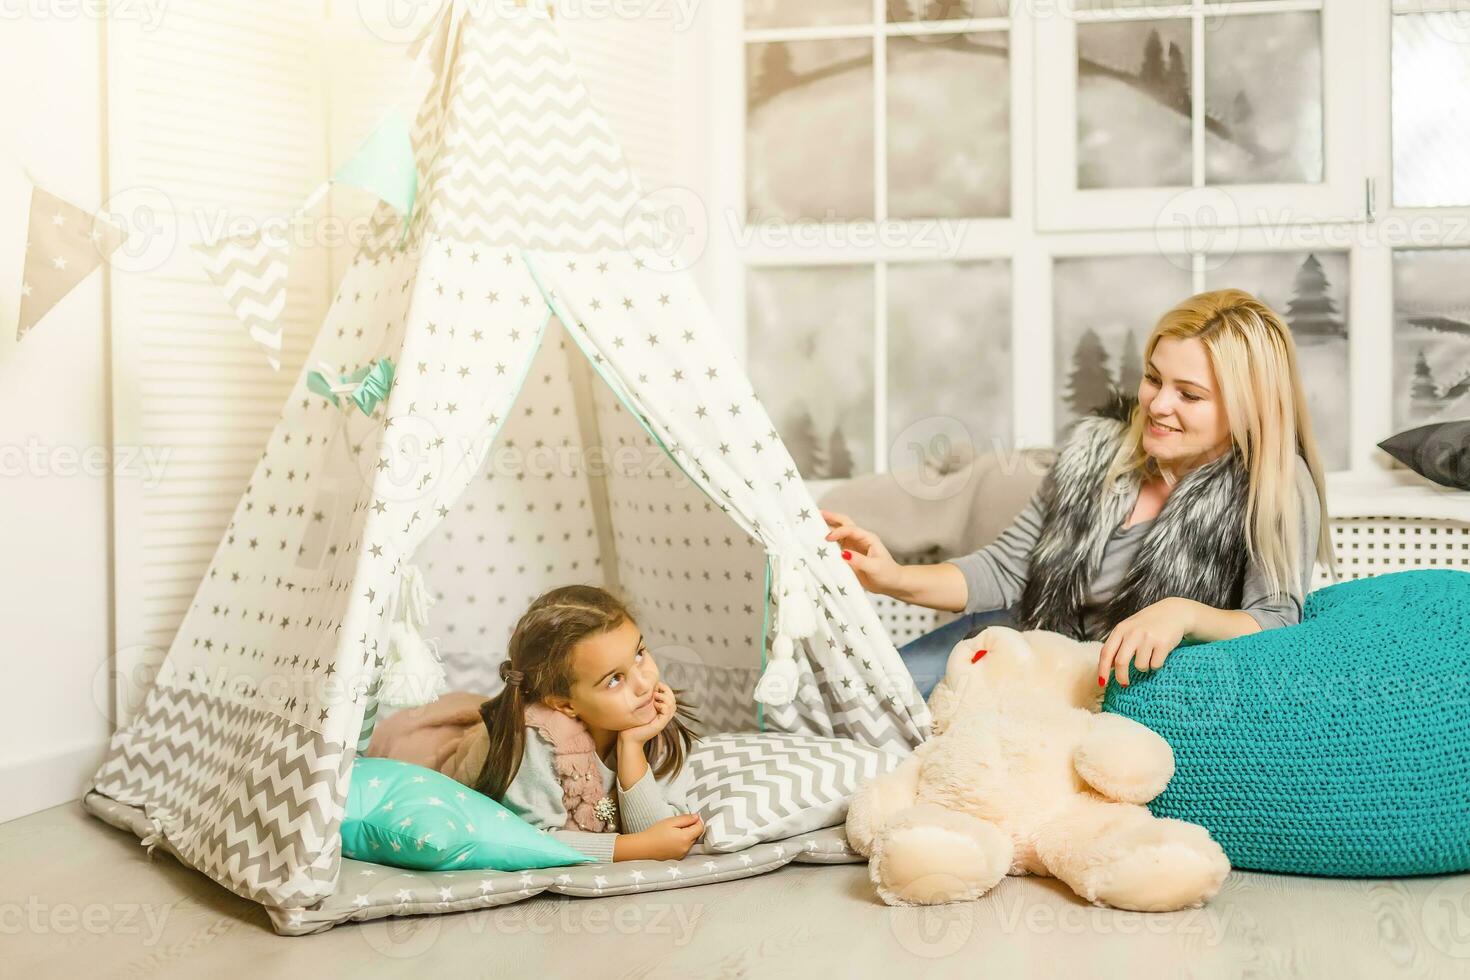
369, 692, 616, 832
1014, 394, 1252, 641
519, 702, 617, 833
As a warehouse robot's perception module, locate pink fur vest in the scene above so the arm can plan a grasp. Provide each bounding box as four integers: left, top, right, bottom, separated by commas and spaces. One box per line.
522, 702, 616, 833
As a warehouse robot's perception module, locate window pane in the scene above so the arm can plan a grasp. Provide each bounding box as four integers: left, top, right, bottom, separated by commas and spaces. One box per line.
887, 0, 1009, 20
1075, 0, 1190, 9
1392, 249, 1470, 431
746, 39, 874, 222
747, 266, 875, 478
1204, 12, 1323, 184
745, 0, 872, 30
888, 261, 1012, 472
1392, 13, 1470, 208
1077, 19, 1193, 189
888, 33, 1010, 219
1203, 252, 1350, 471
1052, 255, 1193, 439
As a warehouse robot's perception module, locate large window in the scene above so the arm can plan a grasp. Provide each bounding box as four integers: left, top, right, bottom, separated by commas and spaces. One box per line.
733, 2, 1468, 483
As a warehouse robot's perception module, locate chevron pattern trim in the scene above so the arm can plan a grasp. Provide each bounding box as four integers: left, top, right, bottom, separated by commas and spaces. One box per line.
90, 686, 353, 907
419, 14, 647, 251
684, 733, 902, 852
192, 231, 290, 370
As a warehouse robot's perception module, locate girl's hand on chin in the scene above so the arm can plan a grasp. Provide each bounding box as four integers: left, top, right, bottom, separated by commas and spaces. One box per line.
618, 682, 676, 747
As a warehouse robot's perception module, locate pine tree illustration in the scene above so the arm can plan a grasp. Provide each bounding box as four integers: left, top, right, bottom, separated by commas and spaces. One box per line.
756, 43, 796, 104
1140, 30, 1166, 91
786, 406, 828, 478
1164, 42, 1189, 111
827, 426, 856, 479
887, 0, 915, 21
923, 0, 965, 21
1117, 329, 1144, 395
1232, 91, 1255, 128
1285, 254, 1345, 338
1067, 329, 1117, 417
1411, 349, 1440, 417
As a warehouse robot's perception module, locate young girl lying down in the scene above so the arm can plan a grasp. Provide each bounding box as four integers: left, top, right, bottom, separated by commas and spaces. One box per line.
367, 585, 706, 863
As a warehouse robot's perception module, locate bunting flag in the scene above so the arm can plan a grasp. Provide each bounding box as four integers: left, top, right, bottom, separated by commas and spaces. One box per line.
0, 164, 31, 366
0, 177, 126, 364
192, 230, 291, 371
332, 109, 419, 220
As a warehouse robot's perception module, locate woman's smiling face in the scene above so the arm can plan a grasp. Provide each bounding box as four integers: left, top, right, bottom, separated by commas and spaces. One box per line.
1138, 335, 1232, 467
561, 618, 660, 732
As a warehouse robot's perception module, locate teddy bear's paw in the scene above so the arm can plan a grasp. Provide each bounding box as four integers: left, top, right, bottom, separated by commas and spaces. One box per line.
869, 804, 1013, 907
1076, 834, 1230, 913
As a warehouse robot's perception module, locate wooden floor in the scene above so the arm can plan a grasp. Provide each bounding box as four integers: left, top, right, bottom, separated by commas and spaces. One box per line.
5, 801, 1470, 979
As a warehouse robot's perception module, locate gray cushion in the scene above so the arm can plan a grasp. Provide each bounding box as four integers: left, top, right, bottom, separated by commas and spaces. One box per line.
1379, 420, 1470, 491
684, 732, 903, 851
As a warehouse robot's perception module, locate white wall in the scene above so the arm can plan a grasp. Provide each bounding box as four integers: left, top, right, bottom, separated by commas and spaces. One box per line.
0, 16, 112, 823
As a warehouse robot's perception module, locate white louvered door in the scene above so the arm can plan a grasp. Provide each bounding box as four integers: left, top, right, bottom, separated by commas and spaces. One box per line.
106, 0, 332, 672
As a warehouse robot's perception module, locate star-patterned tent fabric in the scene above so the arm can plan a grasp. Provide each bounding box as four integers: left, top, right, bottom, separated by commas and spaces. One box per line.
86, 1, 931, 918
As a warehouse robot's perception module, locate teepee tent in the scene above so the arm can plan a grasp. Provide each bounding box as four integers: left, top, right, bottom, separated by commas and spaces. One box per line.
85, 2, 930, 917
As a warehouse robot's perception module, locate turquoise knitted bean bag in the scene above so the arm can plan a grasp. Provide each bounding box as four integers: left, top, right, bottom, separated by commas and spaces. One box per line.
1102, 568, 1470, 877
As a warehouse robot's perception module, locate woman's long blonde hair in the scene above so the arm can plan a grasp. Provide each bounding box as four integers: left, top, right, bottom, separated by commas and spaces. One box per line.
1101, 288, 1338, 600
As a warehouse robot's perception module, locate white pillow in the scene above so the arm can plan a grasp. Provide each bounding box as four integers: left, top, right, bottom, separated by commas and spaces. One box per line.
684, 732, 904, 852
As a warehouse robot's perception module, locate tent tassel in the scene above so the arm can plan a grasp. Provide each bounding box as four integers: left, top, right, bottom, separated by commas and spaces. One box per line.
754, 553, 816, 707
377, 563, 447, 708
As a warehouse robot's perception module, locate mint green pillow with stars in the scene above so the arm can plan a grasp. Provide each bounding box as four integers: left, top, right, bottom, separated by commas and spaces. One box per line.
342, 757, 597, 872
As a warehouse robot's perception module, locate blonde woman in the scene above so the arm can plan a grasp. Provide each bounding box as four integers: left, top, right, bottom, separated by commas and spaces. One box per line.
823, 289, 1338, 696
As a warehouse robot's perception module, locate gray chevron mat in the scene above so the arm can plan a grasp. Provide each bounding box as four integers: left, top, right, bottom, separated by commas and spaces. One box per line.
684, 733, 905, 852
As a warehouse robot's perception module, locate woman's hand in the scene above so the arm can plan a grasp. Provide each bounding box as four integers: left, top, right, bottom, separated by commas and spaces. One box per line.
618, 813, 706, 862
618, 682, 676, 748
820, 509, 905, 596
1097, 597, 1194, 688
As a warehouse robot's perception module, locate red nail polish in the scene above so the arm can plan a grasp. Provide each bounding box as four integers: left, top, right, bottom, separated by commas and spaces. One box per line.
842, 550, 851, 560
1097, 676, 1106, 687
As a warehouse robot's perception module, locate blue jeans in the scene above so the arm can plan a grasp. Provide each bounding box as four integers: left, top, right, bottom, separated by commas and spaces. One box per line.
898, 604, 1019, 701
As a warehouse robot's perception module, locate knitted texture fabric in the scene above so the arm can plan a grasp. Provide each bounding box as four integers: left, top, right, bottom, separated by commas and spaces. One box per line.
1102, 569, 1470, 876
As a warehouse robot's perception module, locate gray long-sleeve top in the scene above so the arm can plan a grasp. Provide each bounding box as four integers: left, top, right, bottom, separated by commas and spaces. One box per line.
497, 725, 698, 863
946, 454, 1321, 639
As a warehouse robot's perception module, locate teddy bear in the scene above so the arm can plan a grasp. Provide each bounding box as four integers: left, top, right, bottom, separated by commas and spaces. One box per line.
846, 625, 1230, 912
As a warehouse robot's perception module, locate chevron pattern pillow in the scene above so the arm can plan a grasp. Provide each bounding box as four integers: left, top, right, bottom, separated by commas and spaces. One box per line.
684, 733, 904, 852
